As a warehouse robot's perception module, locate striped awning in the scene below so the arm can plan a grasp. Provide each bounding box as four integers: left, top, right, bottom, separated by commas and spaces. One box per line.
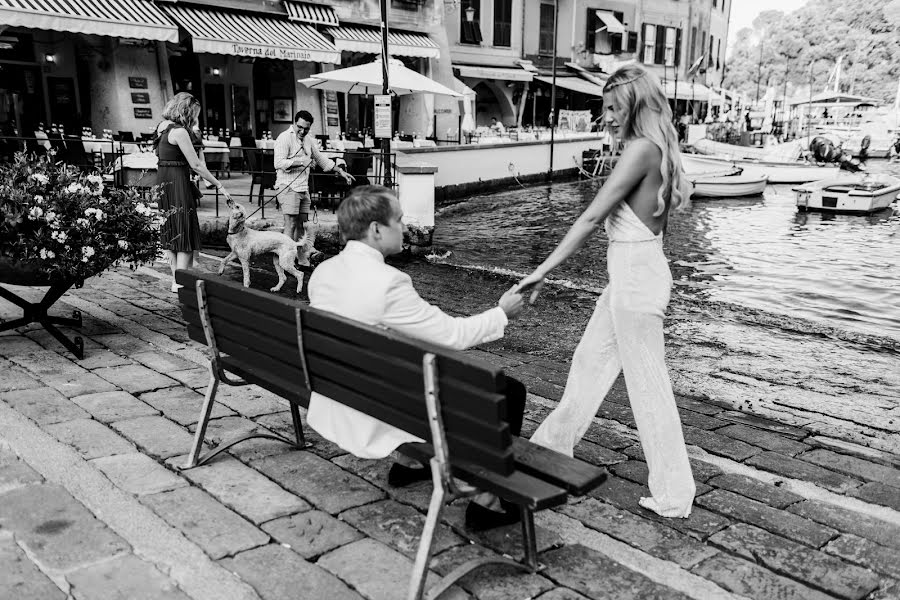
535, 76, 604, 97
162, 4, 340, 63
327, 25, 440, 59
284, 1, 338, 26
0, 0, 177, 42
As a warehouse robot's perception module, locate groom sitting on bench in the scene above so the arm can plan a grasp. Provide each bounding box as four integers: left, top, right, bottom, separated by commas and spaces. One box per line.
306, 185, 528, 530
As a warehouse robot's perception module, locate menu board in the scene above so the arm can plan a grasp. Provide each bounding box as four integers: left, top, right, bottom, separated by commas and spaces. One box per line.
374, 95, 392, 139
128, 77, 148, 89
131, 92, 150, 104
134, 107, 153, 119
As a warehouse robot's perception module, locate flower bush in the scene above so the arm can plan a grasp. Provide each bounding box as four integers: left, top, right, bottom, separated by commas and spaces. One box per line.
0, 152, 167, 283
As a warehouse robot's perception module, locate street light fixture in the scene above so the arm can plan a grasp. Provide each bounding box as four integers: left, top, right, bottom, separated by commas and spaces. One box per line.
465, 6, 476, 22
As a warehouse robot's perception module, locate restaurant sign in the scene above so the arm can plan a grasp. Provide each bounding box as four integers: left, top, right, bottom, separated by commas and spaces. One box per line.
190, 39, 339, 64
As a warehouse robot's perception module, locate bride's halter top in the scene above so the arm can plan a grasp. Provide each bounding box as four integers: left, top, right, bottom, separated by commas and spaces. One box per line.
605, 201, 663, 243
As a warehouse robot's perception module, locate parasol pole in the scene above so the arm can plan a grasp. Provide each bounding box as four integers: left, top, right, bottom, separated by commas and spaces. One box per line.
547, 0, 559, 181
380, 0, 393, 188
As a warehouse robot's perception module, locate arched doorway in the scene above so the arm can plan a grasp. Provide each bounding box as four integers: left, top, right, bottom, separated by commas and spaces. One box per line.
471, 80, 515, 127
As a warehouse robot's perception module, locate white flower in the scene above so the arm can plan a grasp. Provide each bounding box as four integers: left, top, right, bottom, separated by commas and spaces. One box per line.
87, 174, 103, 185
76, 218, 90, 228
84, 208, 105, 221
134, 203, 153, 217
39, 249, 55, 260
67, 182, 84, 194
28, 206, 44, 220
51, 230, 68, 243
99, 198, 108, 205
117, 240, 130, 250
34, 195, 44, 204
31, 173, 49, 185
81, 246, 95, 262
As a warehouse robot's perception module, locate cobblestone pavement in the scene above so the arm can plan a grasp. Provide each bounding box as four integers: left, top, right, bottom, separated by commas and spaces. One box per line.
1, 257, 899, 600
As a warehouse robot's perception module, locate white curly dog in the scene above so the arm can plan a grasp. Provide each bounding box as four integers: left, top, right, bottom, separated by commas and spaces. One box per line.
219, 198, 314, 293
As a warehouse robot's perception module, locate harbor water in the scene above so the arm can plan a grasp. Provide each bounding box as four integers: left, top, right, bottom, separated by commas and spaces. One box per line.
429, 163, 900, 347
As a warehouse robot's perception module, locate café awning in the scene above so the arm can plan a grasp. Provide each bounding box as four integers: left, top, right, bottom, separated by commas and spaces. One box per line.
162, 4, 340, 63
664, 80, 721, 102
455, 65, 533, 82
595, 11, 625, 35
283, 1, 338, 26
535, 76, 605, 97
0, 0, 177, 42
327, 25, 440, 59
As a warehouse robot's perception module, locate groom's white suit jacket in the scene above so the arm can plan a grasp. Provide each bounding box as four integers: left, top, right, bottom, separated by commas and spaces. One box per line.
307, 240, 509, 458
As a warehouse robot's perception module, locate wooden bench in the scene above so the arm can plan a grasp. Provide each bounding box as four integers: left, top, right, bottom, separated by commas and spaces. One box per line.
175, 270, 608, 600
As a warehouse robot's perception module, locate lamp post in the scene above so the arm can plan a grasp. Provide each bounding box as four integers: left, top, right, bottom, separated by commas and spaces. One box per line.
755, 40, 764, 105
547, 0, 559, 182
380, 0, 392, 188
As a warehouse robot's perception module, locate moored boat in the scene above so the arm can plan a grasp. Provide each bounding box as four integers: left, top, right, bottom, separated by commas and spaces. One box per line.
683, 154, 838, 184
690, 173, 769, 198
793, 174, 900, 213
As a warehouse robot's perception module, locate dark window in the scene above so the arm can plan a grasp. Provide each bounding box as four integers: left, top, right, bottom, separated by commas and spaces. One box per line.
493, 0, 512, 47
609, 11, 625, 54
654, 25, 666, 65
627, 31, 638, 53
690, 26, 697, 62
674, 28, 682, 66
539, 2, 555, 55
701, 31, 707, 68
585, 8, 596, 53
716, 38, 721, 69
460, 0, 483, 44
0, 32, 35, 62
712, 0, 717, 6
709, 34, 714, 70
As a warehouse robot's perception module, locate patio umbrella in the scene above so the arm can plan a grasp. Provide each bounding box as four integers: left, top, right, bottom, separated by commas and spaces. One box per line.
299, 58, 462, 97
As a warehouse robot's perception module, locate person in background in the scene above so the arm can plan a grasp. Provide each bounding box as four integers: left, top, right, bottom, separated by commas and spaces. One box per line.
516, 64, 696, 519
490, 117, 506, 135
274, 110, 354, 250
154, 92, 232, 293
306, 185, 528, 530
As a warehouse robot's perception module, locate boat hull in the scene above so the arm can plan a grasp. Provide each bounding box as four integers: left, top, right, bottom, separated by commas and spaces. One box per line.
793, 176, 900, 213
691, 175, 769, 198
683, 153, 838, 184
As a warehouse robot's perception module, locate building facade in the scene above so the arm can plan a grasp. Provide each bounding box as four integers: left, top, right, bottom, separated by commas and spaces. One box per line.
447, 0, 731, 128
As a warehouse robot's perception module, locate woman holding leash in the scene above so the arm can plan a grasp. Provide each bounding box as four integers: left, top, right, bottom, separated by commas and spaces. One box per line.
154, 92, 232, 292
516, 64, 696, 518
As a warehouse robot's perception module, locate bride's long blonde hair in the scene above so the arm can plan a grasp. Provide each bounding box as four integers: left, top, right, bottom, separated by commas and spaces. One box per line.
603, 64, 688, 215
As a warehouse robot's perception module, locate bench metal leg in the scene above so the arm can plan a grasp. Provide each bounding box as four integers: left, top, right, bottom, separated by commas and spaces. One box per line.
520, 507, 540, 572
184, 362, 219, 469
408, 461, 446, 600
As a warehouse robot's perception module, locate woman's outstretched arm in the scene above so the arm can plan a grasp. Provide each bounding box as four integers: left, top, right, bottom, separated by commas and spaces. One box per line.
517, 139, 655, 302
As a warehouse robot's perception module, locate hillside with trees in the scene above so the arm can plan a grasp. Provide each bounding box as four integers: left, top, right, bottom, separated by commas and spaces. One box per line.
723, 0, 900, 103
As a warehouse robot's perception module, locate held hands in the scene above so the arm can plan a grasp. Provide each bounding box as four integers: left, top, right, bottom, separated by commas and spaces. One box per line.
338, 169, 356, 185
498, 284, 526, 319
514, 272, 546, 305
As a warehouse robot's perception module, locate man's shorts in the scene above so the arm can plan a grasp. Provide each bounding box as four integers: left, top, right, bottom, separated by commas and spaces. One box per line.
281, 190, 311, 220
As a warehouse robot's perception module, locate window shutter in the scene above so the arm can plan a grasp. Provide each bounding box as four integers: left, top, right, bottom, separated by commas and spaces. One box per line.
641, 23, 648, 63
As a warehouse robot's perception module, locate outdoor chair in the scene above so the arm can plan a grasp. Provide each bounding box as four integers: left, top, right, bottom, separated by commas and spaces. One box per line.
118, 131, 135, 143
246, 149, 276, 207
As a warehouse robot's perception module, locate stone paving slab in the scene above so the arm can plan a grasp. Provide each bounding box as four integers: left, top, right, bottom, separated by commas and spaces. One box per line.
140, 387, 234, 426
93, 364, 180, 395
0, 447, 44, 494
690, 551, 838, 600
0, 387, 90, 425
141, 486, 270, 560
222, 543, 363, 600
252, 451, 385, 515
0, 530, 66, 600
180, 456, 310, 524
44, 418, 136, 460
262, 510, 364, 559
0, 483, 130, 572
91, 453, 189, 496
70, 390, 159, 423
111, 415, 196, 460
708, 523, 880, 599
67, 554, 192, 600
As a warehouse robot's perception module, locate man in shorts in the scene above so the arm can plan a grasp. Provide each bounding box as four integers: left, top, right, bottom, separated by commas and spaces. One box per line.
274, 110, 354, 251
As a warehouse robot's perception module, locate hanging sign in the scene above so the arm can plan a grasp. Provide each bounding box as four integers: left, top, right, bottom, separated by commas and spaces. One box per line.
374, 95, 392, 139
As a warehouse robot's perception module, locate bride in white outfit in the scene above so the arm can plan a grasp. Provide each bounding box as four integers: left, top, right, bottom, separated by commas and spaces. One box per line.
516, 64, 695, 518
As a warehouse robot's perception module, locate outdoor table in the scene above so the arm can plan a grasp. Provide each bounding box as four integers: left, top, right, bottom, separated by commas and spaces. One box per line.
256, 139, 276, 150
112, 152, 157, 187
202, 139, 230, 175
33, 131, 52, 150
342, 140, 363, 151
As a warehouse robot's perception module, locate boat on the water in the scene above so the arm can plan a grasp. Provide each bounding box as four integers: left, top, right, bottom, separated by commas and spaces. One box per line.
690, 173, 769, 198
793, 174, 900, 213
683, 154, 838, 184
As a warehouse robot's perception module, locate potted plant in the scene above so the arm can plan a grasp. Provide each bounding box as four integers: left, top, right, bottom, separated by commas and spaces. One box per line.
0, 151, 167, 357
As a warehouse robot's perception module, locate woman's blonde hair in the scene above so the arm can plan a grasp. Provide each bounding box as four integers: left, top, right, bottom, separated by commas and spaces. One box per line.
603, 64, 688, 215
161, 92, 201, 131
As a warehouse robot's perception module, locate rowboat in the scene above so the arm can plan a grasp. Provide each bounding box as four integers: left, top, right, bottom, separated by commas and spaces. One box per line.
683, 154, 837, 184
793, 174, 900, 213
690, 174, 769, 198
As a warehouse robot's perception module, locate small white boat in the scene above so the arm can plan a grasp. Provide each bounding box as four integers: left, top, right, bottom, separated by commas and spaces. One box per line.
793, 174, 900, 213
690, 174, 769, 198
683, 154, 838, 184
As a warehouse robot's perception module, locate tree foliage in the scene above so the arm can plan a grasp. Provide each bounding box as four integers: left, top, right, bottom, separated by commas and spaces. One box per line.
723, 0, 900, 103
